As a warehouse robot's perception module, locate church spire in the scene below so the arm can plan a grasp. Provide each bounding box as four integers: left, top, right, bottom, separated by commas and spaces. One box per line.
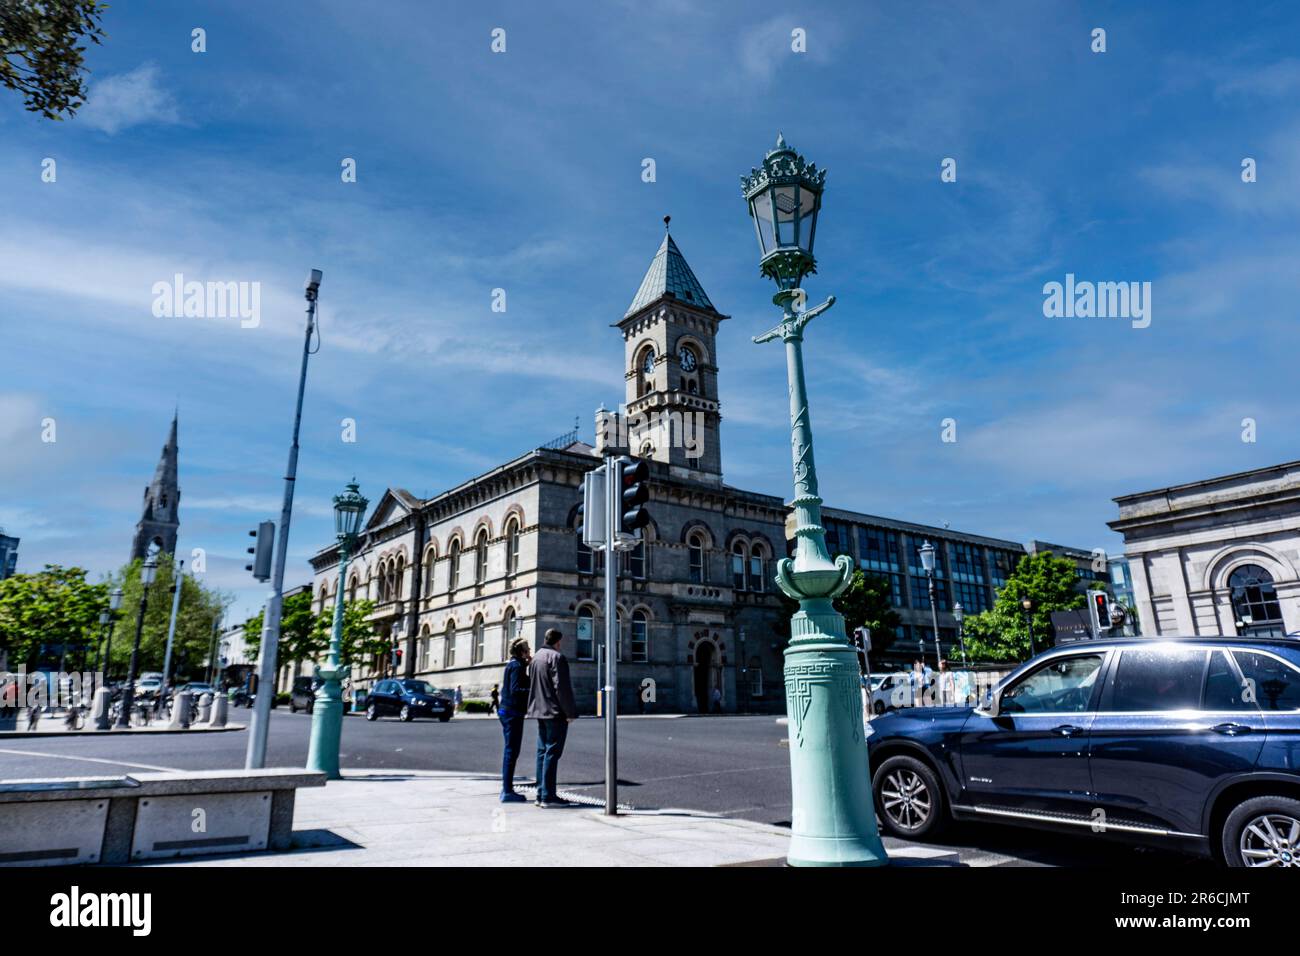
130, 414, 181, 561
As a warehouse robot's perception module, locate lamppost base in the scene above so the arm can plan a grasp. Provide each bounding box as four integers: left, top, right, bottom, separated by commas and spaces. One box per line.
306, 678, 345, 780
784, 636, 889, 868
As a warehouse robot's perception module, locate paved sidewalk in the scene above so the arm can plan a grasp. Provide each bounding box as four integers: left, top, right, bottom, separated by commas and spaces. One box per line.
1, 722, 244, 739
153, 769, 950, 868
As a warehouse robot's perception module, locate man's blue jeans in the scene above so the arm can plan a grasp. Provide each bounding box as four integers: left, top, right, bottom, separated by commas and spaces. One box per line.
499, 713, 525, 794
534, 717, 568, 802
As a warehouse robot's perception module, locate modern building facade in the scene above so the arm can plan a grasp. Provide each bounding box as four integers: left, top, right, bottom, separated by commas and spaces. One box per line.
0, 531, 18, 580
1108, 460, 1300, 638
130, 413, 180, 561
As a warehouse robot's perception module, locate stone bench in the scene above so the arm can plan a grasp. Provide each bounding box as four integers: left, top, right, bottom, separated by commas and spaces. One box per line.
0, 768, 325, 866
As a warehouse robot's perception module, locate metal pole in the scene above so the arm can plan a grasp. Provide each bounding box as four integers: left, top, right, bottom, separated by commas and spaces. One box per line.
927, 572, 941, 702
160, 560, 184, 705
247, 288, 318, 769
207, 614, 220, 687
101, 618, 117, 679
603, 455, 619, 816
116, 590, 150, 728
307, 541, 352, 778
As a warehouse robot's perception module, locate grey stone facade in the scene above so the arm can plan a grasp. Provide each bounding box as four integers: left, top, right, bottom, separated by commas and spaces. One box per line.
1108, 460, 1300, 638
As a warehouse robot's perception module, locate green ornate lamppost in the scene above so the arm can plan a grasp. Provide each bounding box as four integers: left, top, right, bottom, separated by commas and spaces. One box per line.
742, 134, 888, 866
306, 479, 368, 779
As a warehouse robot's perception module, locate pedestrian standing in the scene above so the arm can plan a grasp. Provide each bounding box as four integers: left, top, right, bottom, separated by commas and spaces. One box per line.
937, 659, 955, 707
454, 685, 463, 711
526, 628, 578, 808
489, 683, 499, 715
498, 641, 531, 802
710, 684, 722, 714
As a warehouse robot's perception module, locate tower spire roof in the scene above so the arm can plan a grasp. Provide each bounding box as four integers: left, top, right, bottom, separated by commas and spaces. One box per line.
624, 224, 716, 318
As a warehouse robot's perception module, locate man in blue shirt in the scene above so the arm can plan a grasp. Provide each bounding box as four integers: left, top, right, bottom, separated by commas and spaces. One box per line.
498, 638, 532, 802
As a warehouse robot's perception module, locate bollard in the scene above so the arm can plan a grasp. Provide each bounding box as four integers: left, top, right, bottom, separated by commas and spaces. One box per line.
92, 687, 112, 731
197, 692, 212, 724
169, 691, 192, 729
208, 692, 228, 728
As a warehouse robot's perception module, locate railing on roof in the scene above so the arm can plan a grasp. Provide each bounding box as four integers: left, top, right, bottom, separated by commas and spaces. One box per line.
540, 425, 580, 451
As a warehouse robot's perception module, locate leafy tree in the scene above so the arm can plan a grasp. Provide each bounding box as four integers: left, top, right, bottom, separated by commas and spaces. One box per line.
0, 565, 108, 668
0, 0, 108, 119
961, 551, 1086, 662
835, 569, 902, 657
102, 555, 228, 681
242, 590, 325, 667
317, 599, 385, 668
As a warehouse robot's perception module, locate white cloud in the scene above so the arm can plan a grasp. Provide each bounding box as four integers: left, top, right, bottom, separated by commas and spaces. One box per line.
78, 64, 181, 134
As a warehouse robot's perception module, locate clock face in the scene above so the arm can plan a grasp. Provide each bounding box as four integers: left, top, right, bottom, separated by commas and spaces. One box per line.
642, 350, 655, 375
679, 347, 697, 372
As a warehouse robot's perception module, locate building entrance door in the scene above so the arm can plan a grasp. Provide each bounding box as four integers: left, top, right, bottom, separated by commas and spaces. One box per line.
694, 643, 714, 713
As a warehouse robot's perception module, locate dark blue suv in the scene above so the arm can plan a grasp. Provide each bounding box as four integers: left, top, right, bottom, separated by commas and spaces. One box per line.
867, 637, 1300, 867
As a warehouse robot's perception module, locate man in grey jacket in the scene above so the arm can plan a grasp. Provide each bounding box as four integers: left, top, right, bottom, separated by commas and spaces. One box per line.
526, 628, 578, 807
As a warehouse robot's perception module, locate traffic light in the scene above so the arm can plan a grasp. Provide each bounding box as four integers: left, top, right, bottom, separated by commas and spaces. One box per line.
246, 521, 274, 581
1088, 590, 1113, 638
577, 466, 607, 549
618, 457, 651, 536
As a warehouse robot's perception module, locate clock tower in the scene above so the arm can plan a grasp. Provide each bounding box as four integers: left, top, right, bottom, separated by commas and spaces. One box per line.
602, 219, 725, 483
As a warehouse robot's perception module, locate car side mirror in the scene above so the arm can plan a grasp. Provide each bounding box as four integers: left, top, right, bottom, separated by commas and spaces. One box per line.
979, 688, 1000, 718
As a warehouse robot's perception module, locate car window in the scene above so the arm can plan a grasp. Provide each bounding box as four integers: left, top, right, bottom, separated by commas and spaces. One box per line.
1104, 648, 1205, 712
1000, 654, 1102, 715
1232, 650, 1300, 712
1203, 650, 1256, 711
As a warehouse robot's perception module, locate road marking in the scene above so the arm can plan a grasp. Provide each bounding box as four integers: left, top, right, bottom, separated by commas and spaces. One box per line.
0, 748, 180, 774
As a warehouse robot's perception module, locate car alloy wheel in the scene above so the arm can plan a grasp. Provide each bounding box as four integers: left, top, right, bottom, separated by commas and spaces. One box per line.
881, 767, 932, 832
366, 703, 377, 721
873, 699, 885, 715
1239, 812, 1300, 868
400, 705, 413, 722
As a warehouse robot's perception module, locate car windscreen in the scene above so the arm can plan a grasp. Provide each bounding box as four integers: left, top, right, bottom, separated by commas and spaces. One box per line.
401, 681, 436, 695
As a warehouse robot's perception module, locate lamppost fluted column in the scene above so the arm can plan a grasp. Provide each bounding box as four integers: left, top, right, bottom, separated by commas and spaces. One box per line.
307, 480, 367, 780
743, 134, 887, 866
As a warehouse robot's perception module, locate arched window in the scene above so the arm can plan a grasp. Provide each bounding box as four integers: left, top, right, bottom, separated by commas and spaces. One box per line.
448, 539, 461, 593
394, 555, 405, 600
505, 517, 520, 577
472, 614, 486, 665
502, 607, 517, 660
631, 610, 648, 662
418, 625, 431, 671
474, 529, 489, 585
347, 574, 358, 602
423, 544, 437, 593
576, 606, 595, 660
688, 533, 706, 584
623, 539, 646, 579
443, 621, 457, 669
376, 561, 388, 602
1229, 564, 1284, 635
749, 544, 767, 594
732, 543, 748, 591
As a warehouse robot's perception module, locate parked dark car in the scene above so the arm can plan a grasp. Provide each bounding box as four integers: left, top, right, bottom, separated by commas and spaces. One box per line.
289, 676, 318, 713
365, 679, 453, 722
867, 636, 1300, 867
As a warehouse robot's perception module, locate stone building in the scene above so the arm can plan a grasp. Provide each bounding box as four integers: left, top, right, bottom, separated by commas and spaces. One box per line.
306, 229, 790, 713
1108, 460, 1300, 638
130, 413, 180, 561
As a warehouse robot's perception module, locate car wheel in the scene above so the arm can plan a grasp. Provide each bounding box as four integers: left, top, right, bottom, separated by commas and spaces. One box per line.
307, 700, 314, 715
290, 700, 298, 713
400, 705, 413, 722
1222, 796, 1300, 868
439, 713, 451, 723
366, 702, 378, 721
872, 754, 947, 840
873, 699, 885, 715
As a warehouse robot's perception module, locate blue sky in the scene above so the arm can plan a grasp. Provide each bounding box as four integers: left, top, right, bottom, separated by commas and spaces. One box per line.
3, 0, 1299, 622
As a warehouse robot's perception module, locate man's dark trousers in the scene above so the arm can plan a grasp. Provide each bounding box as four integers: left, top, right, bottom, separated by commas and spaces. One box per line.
500, 713, 525, 794
535, 717, 568, 802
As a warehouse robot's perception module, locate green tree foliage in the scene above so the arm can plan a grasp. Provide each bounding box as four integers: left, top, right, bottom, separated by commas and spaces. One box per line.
0, 0, 107, 119
0, 565, 108, 668
835, 569, 902, 657
961, 551, 1086, 662
316, 599, 385, 668
242, 590, 327, 667
102, 555, 228, 680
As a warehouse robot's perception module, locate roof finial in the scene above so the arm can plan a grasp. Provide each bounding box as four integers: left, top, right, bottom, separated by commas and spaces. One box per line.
775, 131, 786, 149
663, 214, 671, 233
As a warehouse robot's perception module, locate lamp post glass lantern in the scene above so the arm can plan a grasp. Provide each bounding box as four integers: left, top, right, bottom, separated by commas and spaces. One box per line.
920, 540, 942, 673
307, 479, 369, 779
742, 135, 886, 866
1021, 597, 1035, 658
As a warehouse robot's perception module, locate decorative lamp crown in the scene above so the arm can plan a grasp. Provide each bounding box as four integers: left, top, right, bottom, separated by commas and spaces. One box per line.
333, 479, 369, 543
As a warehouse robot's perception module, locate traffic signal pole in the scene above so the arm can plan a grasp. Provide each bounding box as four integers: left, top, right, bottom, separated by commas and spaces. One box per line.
603, 454, 619, 816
